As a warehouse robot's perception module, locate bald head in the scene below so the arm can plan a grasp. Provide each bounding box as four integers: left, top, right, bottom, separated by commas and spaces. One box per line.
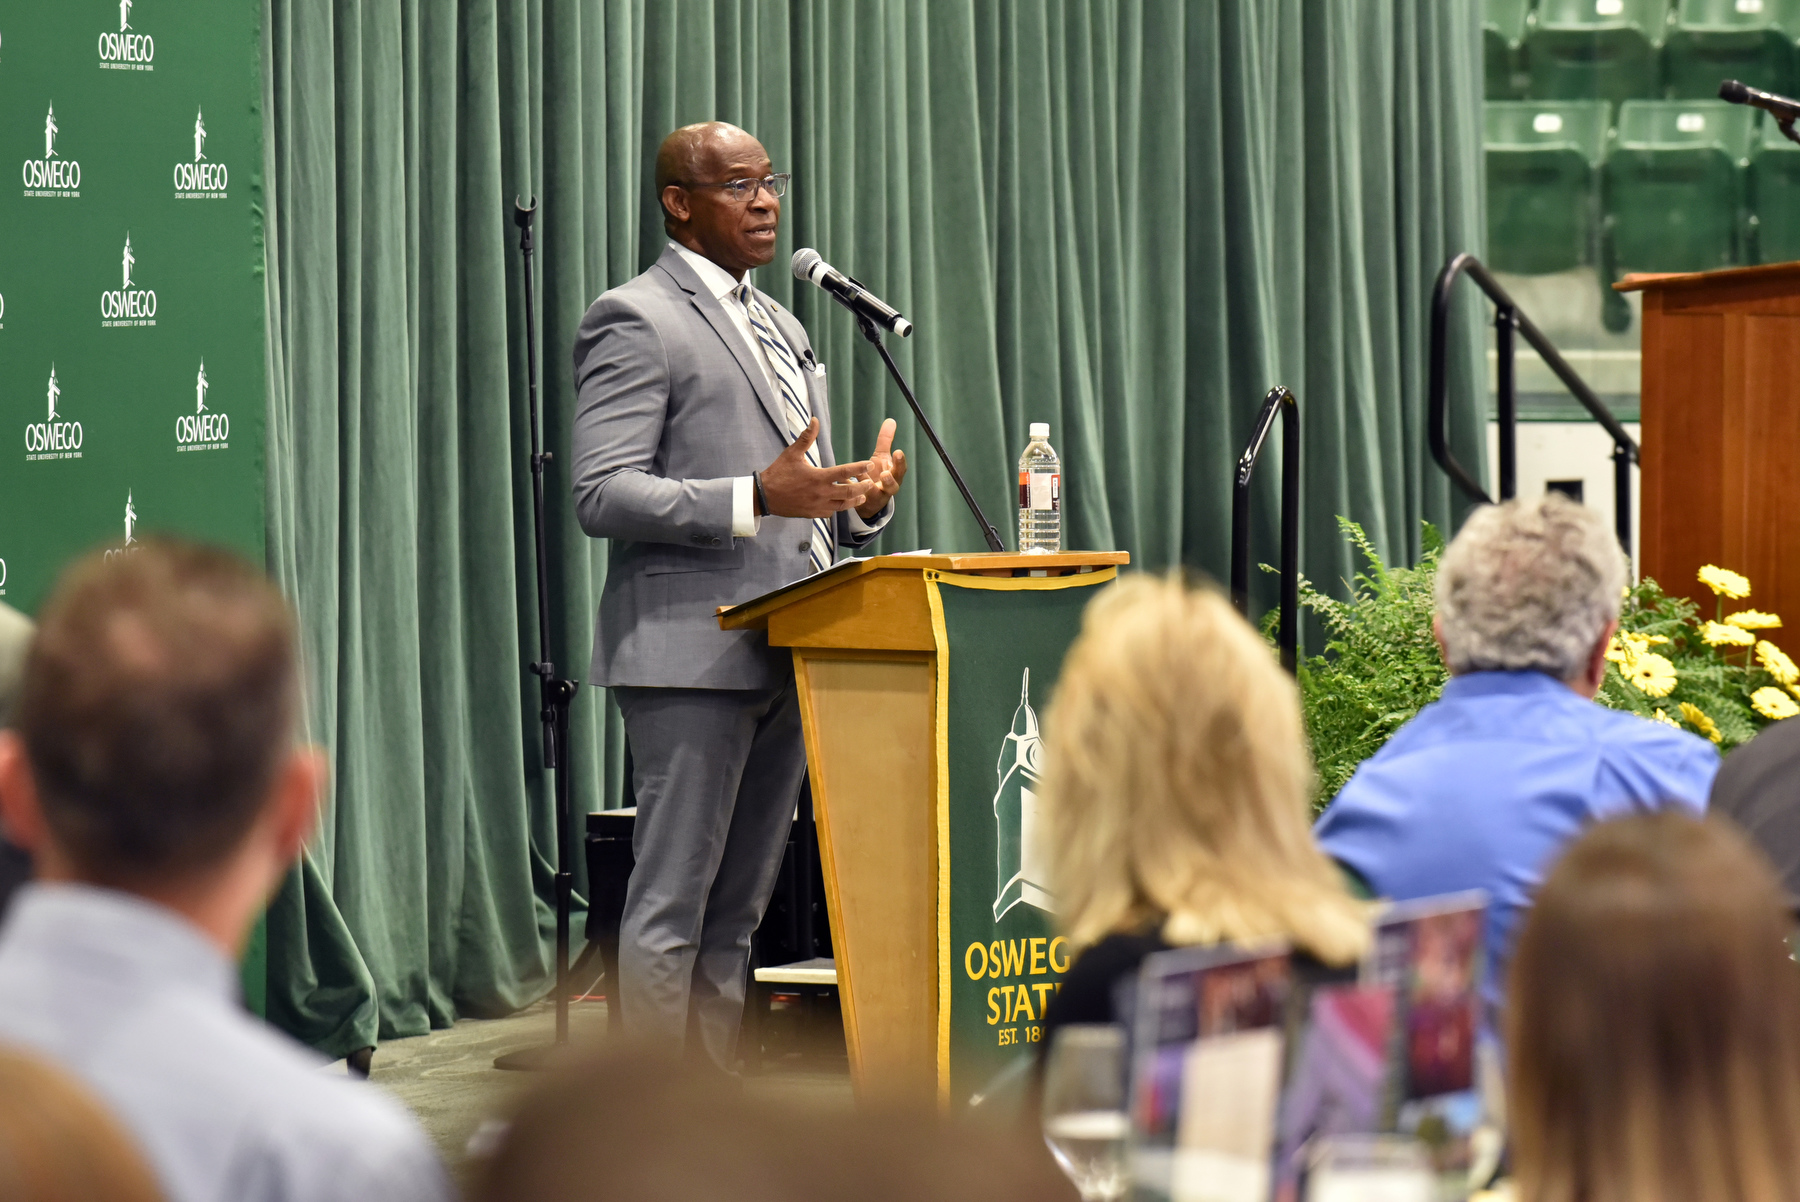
654, 122, 756, 197
655, 122, 781, 276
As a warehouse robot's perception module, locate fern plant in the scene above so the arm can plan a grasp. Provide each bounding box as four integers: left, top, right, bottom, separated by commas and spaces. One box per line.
1273, 518, 1448, 806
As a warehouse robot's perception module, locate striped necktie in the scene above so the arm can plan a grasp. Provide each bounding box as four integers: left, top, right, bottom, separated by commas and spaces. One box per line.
738, 283, 835, 574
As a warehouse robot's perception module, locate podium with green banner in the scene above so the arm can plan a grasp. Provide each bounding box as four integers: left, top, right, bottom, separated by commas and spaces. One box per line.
719, 551, 1125, 1103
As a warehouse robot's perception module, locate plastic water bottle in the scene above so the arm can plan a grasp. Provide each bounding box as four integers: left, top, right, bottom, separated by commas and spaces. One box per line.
1018, 422, 1062, 553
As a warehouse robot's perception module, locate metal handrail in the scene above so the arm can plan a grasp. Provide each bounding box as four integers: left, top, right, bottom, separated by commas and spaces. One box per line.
1428, 252, 1639, 559
1231, 386, 1299, 673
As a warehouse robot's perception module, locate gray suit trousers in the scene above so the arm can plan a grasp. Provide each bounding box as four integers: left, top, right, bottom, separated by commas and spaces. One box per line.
612, 680, 807, 1067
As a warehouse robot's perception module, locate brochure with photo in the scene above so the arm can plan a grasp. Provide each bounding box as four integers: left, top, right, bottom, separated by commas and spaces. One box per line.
1126, 891, 1489, 1202
1130, 944, 1294, 1202
1272, 983, 1398, 1202
1362, 893, 1487, 1182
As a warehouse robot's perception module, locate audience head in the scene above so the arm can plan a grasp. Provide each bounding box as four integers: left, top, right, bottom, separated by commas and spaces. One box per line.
1508, 811, 1800, 1202
0, 1046, 166, 1202
1040, 573, 1369, 964
0, 603, 31, 727
472, 1048, 1074, 1202
1434, 492, 1624, 693
0, 540, 321, 940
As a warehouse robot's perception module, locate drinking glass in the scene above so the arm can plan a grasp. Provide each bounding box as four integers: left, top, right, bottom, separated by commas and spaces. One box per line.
1041, 1024, 1132, 1201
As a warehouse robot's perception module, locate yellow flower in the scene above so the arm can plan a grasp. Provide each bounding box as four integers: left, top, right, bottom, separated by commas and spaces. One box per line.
1758, 640, 1800, 686
1698, 565, 1751, 599
1607, 631, 1657, 663
1702, 621, 1757, 647
1753, 686, 1800, 721
1651, 709, 1680, 729
1623, 652, 1678, 697
1727, 610, 1782, 630
1678, 701, 1723, 744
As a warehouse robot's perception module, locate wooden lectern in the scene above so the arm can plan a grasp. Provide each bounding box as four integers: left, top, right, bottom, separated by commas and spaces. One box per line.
1618, 264, 1800, 617
718, 551, 1127, 1097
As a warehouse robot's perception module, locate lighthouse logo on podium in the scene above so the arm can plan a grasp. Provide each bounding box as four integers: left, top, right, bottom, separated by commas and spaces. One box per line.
993, 668, 1053, 920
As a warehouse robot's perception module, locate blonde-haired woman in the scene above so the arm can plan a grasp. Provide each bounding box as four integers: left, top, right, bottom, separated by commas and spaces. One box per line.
1037, 574, 1369, 1043
1509, 811, 1800, 1202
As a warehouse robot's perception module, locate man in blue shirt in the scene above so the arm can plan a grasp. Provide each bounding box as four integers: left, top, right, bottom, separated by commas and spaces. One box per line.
1316, 494, 1718, 1021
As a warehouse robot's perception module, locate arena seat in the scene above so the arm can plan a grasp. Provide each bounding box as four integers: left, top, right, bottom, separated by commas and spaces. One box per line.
1487, 0, 1535, 98
1752, 120, 1800, 262
1663, 0, 1800, 98
1487, 101, 1614, 272
1527, 0, 1672, 103
1606, 99, 1757, 271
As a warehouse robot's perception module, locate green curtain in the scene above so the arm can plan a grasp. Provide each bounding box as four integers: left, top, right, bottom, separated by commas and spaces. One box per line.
260, 0, 1488, 1052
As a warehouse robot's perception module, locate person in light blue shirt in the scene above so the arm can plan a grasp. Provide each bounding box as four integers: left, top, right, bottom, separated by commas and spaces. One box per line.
0, 541, 451, 1202
1315, 494, 1718, 1022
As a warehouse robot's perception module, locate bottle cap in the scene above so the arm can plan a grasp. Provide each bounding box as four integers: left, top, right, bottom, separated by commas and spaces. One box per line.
1029, 422, 1049, 438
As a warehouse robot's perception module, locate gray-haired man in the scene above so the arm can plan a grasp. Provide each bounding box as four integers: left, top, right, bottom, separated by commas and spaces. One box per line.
571, 121, 906, 1067
1315, 493, 1718, 1021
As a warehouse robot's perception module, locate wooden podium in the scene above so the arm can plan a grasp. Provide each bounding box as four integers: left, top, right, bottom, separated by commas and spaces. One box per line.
718, 551, 1127, 1098
1619, 264, 1800, 617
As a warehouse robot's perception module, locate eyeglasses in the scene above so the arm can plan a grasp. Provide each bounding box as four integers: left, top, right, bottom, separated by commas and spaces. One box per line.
685, 173, 791, 202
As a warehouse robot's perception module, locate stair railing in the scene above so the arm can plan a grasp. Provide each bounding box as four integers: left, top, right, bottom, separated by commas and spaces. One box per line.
1428, 252, 1639, 564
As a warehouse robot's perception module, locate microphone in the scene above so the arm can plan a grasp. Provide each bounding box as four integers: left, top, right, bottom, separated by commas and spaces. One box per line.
1720, 79, 1800, 123
792, 249, 914, 338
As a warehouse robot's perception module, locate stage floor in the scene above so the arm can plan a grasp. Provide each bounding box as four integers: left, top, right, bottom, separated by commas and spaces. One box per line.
363, 997, 854, 1180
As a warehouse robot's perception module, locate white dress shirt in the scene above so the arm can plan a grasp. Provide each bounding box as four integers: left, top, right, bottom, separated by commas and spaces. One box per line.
668, 241, 885, 541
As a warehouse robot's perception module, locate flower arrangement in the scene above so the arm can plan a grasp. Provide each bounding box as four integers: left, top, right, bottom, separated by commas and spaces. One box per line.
1600, 569, 1800, 737
1287, 521, 1797, 809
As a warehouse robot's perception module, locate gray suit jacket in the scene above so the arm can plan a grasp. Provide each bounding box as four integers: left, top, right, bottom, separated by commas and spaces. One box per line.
572, 245, 890, 689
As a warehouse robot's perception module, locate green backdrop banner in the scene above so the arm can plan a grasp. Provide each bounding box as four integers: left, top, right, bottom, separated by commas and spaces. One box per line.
929, 568, 1114, 1103
259, 0, 1489, 1052
0, 2, 265, 606
0, 2, 267, 1003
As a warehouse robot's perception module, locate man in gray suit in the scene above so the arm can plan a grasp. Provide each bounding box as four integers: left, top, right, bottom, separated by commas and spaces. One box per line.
571, 122, 907, 1067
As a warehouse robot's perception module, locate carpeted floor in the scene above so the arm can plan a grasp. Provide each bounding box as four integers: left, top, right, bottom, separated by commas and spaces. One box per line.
364, 996, 854, 1177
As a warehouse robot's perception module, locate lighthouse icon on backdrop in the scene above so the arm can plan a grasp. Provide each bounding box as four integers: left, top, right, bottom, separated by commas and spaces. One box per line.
124, 492, 137, 546
122, 235, 135, 290
194, 109, 206, 162
195, 361, 208, 413
44, 104, 57, 159
47, 366, 60, 422
993, 668, 1053, 920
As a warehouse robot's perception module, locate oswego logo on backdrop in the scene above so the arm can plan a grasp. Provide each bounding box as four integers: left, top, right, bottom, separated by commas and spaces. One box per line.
24, 365, 84, 462
100, 233, 157, 327
173, 108, 227, 199
98, 0, 153, 71
176, 360, 228, 452
105, 494, 140, 561
22, 104, 81, 198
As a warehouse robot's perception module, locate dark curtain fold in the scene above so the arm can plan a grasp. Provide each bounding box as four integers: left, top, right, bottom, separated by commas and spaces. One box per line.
261, 0, 1487, 1051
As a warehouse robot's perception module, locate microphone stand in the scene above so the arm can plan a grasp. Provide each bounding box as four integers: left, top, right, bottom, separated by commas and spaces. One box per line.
496, 196, 581, 1072
853, 313, 1005, 553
